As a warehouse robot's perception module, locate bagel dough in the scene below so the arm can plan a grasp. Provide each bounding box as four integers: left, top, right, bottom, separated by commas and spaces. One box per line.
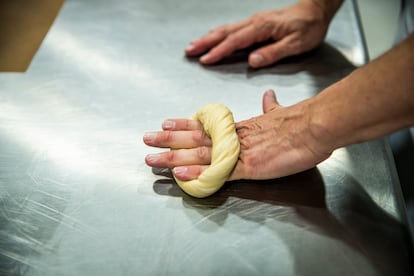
173, 104, 240, 198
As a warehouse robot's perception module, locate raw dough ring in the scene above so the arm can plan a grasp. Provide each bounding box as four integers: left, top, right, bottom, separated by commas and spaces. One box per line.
174, 104, 240, 198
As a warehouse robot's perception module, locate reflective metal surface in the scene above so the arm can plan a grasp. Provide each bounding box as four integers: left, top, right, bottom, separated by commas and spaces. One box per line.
0, 0, 412, 275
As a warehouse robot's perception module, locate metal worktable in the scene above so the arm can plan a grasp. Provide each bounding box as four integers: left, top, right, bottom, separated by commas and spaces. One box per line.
0, 0, 412, 275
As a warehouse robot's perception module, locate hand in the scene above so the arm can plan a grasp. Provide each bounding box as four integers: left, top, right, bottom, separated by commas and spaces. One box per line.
185, 1, 334, 68
143, 90, 332, 181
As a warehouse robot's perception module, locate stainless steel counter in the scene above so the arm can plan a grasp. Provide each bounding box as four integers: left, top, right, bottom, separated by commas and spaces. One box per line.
0, 0, 412, 275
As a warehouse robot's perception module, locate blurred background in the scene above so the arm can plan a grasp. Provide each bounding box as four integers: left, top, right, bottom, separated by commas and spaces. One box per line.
357, 0, 400, 59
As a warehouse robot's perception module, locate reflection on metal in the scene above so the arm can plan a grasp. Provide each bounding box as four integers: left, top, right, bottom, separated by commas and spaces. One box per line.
0, 0, 412, 275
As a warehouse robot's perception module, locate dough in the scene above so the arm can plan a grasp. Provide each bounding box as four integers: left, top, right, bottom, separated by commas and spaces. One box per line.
174, 104, 240, 198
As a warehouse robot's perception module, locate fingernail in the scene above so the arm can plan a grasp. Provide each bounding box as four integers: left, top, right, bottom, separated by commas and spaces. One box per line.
173, 167, 188, 177
185, 44, 196, 52
146, 153, 160, 163
250, 53, 264, 67
162, 120, 175, 130
265, 89, 276, 99
200, 54, 211, 63
143, 132, 156, 143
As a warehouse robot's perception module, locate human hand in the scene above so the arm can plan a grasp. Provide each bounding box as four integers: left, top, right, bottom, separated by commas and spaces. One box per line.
185, 1, 335, 68
144, 90, 332, 181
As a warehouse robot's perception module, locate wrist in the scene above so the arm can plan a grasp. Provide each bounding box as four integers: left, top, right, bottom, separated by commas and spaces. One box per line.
300, 0, 343, 25
305, 89, 342, 155
306, 75, 362, 153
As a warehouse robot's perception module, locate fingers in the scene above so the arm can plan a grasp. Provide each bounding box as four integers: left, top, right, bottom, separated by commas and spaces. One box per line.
185, 31, 227, 57
145, 118, 212, 182
173, 165, 209, 181
248, 35, 300, 68
145, 146, 211, 168
199, 25, 263, 65
262, 89, 280, 113
145, 89, 283, 184
185, 21, 248, 57
162, 119, 203, 131
192, 26, 300, 67
143, 129, 212, 149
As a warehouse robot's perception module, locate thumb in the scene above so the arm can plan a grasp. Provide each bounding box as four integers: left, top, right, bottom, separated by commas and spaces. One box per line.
262, 89, 280, 114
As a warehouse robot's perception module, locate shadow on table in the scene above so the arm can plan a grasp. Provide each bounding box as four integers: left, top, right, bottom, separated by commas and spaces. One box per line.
175, 40, 414, 274
152, 167, 413, 275
185, 42, 356, 93
152, 167, 325, 208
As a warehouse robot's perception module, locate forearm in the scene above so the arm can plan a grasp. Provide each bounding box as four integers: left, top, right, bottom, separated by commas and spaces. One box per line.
309, 33, 414, 152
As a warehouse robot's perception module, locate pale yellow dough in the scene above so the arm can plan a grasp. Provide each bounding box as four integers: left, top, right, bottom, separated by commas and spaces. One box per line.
173, 104, 240, 198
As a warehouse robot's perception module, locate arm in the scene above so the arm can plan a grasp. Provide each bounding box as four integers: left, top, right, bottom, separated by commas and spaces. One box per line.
185, 0, 343, 68
229, 33, 414, 180
309, 33, 414, 152
145, 34, 414, 182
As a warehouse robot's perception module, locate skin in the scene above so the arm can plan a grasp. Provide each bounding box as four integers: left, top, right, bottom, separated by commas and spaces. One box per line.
144, 33, 414, 182
144, 89, 330, 181
185, 0, 343, 68
144, 0, 414, 182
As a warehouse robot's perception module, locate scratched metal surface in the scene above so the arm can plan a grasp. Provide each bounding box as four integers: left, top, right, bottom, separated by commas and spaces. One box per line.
0, 0, 412, 275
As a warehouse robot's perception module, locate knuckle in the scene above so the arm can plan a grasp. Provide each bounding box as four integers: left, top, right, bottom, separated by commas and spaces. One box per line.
191, 130, 207, 144
161, 130, 173, 143
196, 146, 209, 161
165, 151, 175, 162
226, 33, 239, 44
236, 127, 249, 139
236, 120, 259, 138
251, 13, 272, 30
185, 120, 192, 130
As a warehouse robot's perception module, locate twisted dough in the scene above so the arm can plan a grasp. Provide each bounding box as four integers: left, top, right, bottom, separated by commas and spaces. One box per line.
174, 104, 240, 198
